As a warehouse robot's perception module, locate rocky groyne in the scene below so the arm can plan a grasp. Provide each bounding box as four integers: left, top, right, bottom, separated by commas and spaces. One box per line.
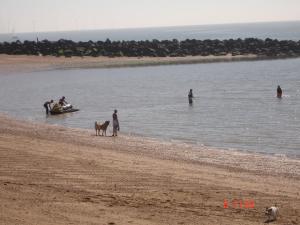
0, 38, 300, 58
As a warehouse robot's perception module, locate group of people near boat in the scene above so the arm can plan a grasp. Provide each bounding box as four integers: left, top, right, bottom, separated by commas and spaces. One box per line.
43, 96, 69, 115
43, 96, 120, 137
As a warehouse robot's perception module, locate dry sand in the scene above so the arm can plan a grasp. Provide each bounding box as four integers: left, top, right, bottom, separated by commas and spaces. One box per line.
0, 114, 299, 225
0, 54, 259, 74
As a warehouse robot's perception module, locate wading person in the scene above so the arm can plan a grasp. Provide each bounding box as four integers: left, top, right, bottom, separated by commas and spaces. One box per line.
188, 89, 194, 104
43, 100, 53, 115
112, 109, 119, 137
277, 85, 282, 98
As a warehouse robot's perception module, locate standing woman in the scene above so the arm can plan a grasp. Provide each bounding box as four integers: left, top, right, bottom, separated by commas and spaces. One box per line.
112, 109, 120, 136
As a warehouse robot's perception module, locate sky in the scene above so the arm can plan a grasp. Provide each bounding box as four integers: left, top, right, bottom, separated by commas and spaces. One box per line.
0, 0, 300, 33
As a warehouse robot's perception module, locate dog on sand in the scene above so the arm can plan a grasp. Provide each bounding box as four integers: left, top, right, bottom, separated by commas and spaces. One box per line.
95, 121, 110, 136
265, 206, 279, 222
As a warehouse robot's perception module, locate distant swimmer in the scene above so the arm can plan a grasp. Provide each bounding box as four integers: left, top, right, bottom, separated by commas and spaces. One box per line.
188, 89, 194, 104
277, 85, 282, 98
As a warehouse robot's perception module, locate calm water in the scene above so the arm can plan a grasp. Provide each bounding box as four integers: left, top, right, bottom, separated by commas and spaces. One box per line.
1, 21, 300, 42
0, 58, 299, 157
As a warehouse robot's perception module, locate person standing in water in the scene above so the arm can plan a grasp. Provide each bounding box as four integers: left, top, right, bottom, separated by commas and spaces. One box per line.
112, 109, 120, 137
188, 89, 194, 104
277, 85, 282, 98
43, 100, 53, 115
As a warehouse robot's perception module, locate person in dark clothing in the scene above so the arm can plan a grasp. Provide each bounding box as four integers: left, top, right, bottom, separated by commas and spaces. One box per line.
44, 100, 54, 115
188, 89, 194, 104
59, 96, 68, 106
277, 85, 282, 98
112, 109, 119, 137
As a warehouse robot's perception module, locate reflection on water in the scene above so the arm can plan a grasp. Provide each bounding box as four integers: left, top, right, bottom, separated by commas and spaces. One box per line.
0, 58, 300, 157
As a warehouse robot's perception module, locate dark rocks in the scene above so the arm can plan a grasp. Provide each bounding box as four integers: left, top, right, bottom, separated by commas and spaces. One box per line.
0, 38, 300, 58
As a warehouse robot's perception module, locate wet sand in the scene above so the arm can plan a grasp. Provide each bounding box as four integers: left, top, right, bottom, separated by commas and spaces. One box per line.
0, 54, 259, 74
0, 114, 299, 225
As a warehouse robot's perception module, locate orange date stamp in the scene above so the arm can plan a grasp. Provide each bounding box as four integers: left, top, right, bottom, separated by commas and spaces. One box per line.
224, 199, 255, 209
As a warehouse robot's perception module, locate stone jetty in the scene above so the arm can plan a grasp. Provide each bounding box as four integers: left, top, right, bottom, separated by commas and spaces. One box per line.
0, 38, 299, 58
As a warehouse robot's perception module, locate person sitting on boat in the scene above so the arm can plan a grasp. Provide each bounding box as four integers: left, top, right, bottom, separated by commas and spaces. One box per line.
188, 89, 194, 104
59, 96, 73, 110
277, 85, 282, 98
43, 100, 54, 115
59, 96, 68, 106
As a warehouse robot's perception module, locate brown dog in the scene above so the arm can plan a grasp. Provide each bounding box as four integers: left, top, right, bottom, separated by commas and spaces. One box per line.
95, 121, 110, 136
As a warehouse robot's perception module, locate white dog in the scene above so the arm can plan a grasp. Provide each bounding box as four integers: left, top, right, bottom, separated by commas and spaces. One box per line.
265, 206, 279, 222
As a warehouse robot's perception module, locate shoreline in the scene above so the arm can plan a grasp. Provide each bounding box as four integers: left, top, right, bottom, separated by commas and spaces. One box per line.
0, 54, 299, 160
123, 130, 300, 161
0, 114, 299, 224
3, 111, 300, 162
1, 53, 297, 74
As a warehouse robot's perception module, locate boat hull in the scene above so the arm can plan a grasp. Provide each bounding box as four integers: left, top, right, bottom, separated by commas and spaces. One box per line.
50, 108, 79, 115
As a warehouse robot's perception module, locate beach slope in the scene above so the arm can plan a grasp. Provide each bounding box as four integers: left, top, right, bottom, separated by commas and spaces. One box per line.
0, 115, 299, 225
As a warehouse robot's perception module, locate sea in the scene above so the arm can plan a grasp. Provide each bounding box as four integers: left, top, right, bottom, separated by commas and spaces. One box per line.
1, 21, 300, 42
0, 21, 299, 158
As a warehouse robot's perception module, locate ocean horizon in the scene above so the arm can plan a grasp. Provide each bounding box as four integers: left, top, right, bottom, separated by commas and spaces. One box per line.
1, 21, 300, 43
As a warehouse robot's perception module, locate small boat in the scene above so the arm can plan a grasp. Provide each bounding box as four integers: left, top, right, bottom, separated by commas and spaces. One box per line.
50, 103, 79, 115
50, 108, 79, 115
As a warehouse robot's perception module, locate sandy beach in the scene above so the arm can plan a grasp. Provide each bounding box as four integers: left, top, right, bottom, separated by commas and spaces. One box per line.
1, 0, 300, 223
0, 54, 299, 225
0, 54, 260, 74
0, 114, 299, 225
